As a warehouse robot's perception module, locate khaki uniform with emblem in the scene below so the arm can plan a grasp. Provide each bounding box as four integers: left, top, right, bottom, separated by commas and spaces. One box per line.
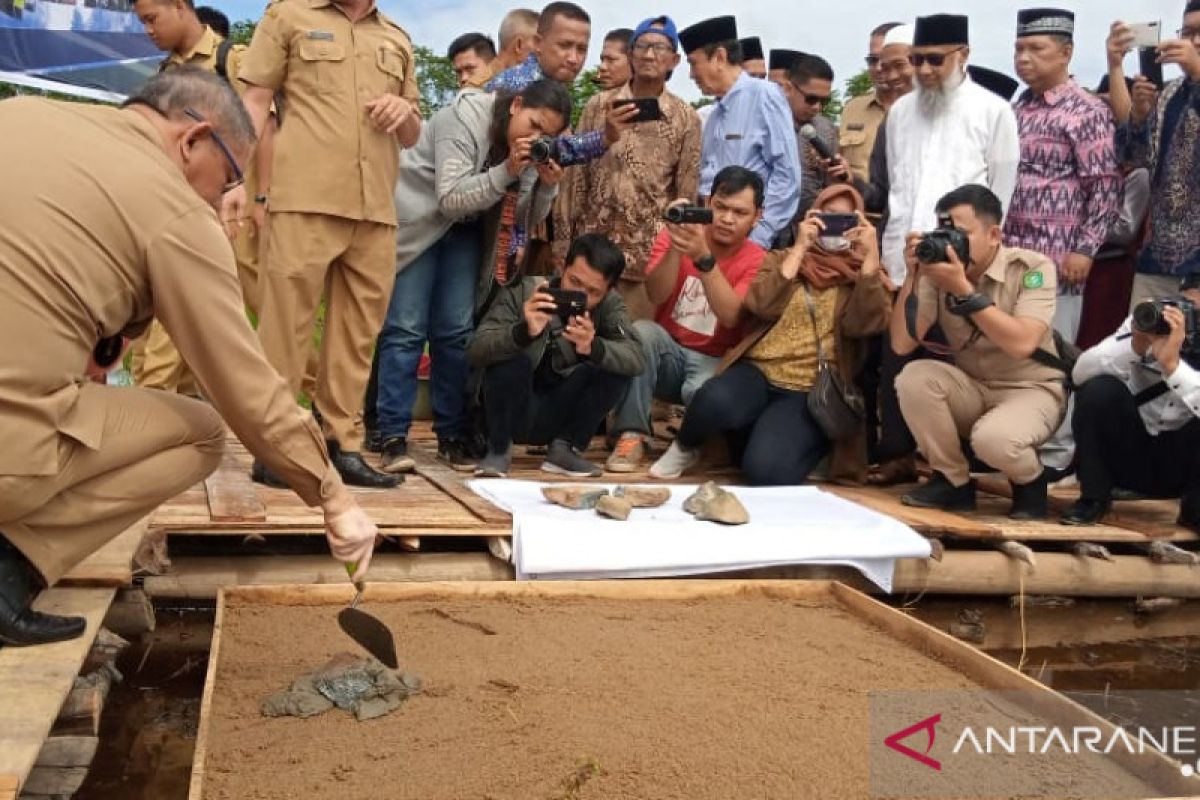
239, 0, 419, 451
838, 89, 887, 184
896, 247, 1067, 486
130, 24, 320, 398
0, 98, 339, 584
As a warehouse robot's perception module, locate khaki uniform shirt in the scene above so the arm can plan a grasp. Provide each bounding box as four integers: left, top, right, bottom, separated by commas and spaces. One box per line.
838, 90, 887, 183
915, 245, 1063, 388
0, 98, 337, 502
238, 0, 419, 225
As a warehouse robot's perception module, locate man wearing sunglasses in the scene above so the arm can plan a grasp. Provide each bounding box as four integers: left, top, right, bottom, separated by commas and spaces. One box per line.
880, 14, 1020, 287
0, 70, 380, 647
783, 53, 846, 218
839, 21, 904, 184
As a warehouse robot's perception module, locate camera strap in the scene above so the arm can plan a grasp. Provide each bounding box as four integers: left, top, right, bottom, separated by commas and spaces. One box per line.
1134, 381, 1171, 406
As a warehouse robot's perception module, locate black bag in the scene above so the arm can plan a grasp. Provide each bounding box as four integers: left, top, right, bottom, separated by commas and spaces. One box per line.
801, 286, 864, 441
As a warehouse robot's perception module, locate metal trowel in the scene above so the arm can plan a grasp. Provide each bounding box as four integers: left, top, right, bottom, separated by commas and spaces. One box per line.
337, 564, 399, 669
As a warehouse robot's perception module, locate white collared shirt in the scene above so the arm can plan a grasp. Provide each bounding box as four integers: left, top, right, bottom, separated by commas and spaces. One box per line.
882, 76, 1020, 284
1073, 317, 1200, 435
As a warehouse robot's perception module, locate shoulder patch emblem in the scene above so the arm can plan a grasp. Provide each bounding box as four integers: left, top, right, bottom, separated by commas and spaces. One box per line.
1023, 271, 1044, 290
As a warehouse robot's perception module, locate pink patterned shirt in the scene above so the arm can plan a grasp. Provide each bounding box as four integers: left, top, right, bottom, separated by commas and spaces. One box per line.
1003, 79, 1121, 296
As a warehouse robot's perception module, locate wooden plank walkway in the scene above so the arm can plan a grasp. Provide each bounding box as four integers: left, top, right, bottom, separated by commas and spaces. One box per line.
0, 588, 115, 798
59, 515, 151, 588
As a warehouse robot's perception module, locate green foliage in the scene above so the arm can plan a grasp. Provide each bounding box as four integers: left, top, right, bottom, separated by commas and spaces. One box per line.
570, 68, 600, 128
413, 44, 458, 118
845, 68, 874, 99
228, 19, 257, 46
821, 89, 845, 124
691, 97, 714, 111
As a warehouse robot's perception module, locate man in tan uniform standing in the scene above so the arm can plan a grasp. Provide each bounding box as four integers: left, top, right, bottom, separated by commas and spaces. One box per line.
891, 184, 1067, 520
236, 0, 422, 488
133, 0, 322, 400
0, 70, 378, 647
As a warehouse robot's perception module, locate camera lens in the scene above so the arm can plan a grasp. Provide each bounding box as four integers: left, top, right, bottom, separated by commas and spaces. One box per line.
914, 236, 941, 264
1132, 300, 1167, 334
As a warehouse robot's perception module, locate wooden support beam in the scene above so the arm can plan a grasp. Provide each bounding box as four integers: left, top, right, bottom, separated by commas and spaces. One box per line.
21, 765, 89, 796
0, 588, 114, 796
413, 456, 512, 525
101, 589, 156, 638
34, 735, 98, 768
143, 553, 515, 600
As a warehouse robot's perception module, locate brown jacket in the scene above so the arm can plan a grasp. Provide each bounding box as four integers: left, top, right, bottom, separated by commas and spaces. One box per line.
718, 251, 892, 483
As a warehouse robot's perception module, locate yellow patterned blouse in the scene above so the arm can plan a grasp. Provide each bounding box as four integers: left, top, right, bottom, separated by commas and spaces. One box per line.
746, 284, 839, 391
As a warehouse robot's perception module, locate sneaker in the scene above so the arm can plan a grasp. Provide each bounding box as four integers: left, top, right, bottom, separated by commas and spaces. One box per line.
605, 433, 646, 473
379, 436, 415, 474
474, 448, 512, 478
438, 438, 477, 473
541, 439, 602, 478
901, 471, 976, 511
648, 440, 700, 480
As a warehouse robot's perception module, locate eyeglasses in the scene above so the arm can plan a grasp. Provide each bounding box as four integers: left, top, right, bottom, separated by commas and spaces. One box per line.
182, 107, 244, 193
908, 47, 965, 68
802, 93, 831, 107
864, 55, 881, 67
631, 42, 675, 56
1179, 27, 1200, 41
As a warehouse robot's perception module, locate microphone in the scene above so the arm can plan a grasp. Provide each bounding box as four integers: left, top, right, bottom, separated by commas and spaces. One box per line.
800, 124, 835, 161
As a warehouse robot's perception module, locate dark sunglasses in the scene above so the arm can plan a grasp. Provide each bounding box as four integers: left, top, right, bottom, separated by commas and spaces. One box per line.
864, 55, 881, 67
182, 107, 244, 193
800, 92, 831, 107
908, 47, 965, 68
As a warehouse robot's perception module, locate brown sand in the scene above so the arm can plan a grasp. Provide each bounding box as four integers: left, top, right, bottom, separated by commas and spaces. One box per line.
199, 597, 1165, 800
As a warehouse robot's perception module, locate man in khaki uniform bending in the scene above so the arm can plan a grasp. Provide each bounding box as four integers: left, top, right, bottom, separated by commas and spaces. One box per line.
130, 0, 322, 398
891, 184, 1067, 520
0, 70, 378, 647
236, 0, 421, 488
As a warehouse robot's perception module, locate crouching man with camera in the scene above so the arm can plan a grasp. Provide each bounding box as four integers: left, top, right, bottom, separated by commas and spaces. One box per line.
891, 184, 1067, 519
604, 166, 767, 473
467, 234, 646, 478
1062, 275, 1200, 530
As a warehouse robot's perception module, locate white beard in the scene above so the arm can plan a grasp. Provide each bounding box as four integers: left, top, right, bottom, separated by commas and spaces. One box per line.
915, 59, 966, 118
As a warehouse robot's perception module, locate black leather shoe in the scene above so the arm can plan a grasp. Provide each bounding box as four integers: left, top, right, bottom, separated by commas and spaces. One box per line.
250, 459, 288, 489
1009, 471, 1049, 521
1061, 498, 1111, 526
0, 538, 86, 647
334, 451, 403, 488
901, 471, 976, 511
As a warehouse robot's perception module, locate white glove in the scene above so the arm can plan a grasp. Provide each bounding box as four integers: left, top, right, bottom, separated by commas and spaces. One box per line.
325, 504, 379, 582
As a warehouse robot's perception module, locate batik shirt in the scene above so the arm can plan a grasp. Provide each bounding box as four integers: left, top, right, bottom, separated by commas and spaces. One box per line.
485, 54, 605, 165
1121, 77, 1200, 277
1003, 79, 1121, 296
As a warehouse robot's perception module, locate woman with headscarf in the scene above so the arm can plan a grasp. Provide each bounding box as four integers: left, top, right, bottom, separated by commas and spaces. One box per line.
650, 184, 892, 486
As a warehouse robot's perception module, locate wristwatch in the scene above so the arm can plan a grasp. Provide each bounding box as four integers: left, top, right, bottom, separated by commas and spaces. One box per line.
694, 254, 717, 273
945, 292, 994, 316
253, 194, 269, 204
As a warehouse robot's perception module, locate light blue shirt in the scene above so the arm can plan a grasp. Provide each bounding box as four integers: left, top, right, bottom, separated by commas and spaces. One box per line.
700, 71, 801, 248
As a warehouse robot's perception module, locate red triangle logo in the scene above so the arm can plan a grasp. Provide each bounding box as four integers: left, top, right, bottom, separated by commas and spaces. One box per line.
884, 713, 942, 771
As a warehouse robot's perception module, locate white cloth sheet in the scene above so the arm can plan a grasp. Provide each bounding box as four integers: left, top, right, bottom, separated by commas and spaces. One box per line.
468, 480, 931, 592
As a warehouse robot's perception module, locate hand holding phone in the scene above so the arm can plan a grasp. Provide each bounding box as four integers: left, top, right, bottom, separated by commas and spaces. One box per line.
1128, 21, 1162, 49
1138, 47, 1165, 89
816, 212, 860, 237
611, 97, 663, 123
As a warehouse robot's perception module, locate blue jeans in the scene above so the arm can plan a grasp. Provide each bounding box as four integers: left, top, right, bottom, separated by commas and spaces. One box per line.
376, 222, 481, 440
611, 320, 721, 437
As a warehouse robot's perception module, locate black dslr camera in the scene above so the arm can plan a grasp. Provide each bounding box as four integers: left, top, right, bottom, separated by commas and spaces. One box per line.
915, 213, 971, 266
529, 135, 558, 164
1132, 296, 1200, 351
663, 205, 714, 225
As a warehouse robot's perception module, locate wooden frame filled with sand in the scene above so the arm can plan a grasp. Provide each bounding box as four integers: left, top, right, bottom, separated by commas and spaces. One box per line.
190, 581, 1200, 800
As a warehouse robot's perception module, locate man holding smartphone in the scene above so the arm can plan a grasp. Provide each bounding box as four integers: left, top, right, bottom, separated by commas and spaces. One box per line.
1107, 3, 1200, 306
468, 235, 646, 479
564, 15, 702, 320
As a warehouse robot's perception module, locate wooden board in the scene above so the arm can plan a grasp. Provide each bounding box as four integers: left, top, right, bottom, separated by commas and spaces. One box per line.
59, 515, 150, 588
204, 450, 267, 522
411, 453, 510, 526
976, 476, 1198, 542
0, 588, 114, 796
190, 581, 1195, 800
824, 484, 1001, 538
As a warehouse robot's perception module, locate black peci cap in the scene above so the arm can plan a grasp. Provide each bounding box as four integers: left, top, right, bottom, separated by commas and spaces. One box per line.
739, 36, 764, 61
913, 14, 969, 47
768, 48, 804, 72
1016, 8, 1075, 40
678, 15, 738, 54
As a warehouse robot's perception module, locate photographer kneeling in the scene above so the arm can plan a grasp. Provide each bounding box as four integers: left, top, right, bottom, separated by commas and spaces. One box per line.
468, 234, 646, 478
1062, 275, 1200, 530
892, 185, 1067, 519
650, 185, 890, 485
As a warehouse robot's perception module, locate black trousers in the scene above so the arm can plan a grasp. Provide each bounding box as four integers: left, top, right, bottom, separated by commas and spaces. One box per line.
482, 353, 629, 452
1073, 375, 1200, 515
676, 361, 830, 486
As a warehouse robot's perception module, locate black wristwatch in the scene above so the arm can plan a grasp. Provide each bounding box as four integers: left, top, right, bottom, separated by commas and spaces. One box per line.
945, 292, 994, 316
253, 194, 269, 204
694, 254, 717, 273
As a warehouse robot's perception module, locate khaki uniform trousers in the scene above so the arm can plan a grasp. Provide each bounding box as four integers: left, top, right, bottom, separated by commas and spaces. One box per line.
896, 360, 1064, 486
0, 385, 225, 584
258, 211, 397, 451
129, 223, 320, 399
